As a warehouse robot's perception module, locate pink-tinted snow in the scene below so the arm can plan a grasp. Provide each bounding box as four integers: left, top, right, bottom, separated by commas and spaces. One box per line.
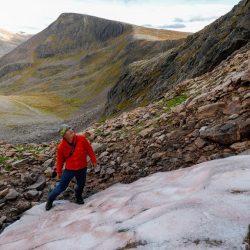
0, 155, 250, 249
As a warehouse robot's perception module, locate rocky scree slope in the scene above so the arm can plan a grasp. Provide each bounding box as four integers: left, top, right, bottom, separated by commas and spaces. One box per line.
0, 46, 249, 233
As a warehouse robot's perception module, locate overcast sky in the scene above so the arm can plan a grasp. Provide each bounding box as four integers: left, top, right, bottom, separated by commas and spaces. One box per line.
0, 0, 240, 34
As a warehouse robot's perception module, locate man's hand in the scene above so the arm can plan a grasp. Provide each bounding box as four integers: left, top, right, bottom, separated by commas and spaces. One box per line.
92, 163, 97, 169
56, 174, 61, 181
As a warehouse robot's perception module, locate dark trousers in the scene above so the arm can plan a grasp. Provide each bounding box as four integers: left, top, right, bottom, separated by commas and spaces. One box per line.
48, 167, 87, 202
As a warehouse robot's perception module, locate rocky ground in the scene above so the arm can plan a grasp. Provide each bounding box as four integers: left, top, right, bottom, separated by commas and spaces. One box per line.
0, 48, 249, 234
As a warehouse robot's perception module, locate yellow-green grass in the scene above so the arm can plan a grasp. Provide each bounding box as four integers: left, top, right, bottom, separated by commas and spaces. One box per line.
0, 30, 132, 119
9, 94, 80, 119
133, 26, 190, 41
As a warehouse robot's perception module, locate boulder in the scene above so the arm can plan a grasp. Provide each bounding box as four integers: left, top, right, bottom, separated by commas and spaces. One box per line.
200, 122, 240, 145
24, 190, 41, 201
27, 175, 46, 191
44, 167, 54, 177
21, 173, 37, 185
230, 141, 250, 152
16, 200, 31, 213
106, 168, 115, 176
197, 102, 225, 119
11, 158, 29, 168
152, 152, 165, 160
139, 127, 154, 138
42, 159, 53, 168
5, 189, 19, 200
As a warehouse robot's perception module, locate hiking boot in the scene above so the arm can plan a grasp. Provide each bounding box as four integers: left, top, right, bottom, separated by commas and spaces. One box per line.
75, 197, 84, 205
45, 200, 53, 211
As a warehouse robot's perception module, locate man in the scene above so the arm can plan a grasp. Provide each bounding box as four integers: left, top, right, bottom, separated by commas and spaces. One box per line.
45, 124, 97, 211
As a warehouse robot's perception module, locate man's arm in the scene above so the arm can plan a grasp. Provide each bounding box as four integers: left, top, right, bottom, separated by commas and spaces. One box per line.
83, 136, 97, 166
56, 144, 64, 177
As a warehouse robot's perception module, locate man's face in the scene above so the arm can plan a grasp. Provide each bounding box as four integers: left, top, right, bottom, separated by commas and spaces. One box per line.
64, 128, 74, 142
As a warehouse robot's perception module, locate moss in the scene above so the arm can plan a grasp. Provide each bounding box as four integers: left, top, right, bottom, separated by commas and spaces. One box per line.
163, 94, 188, 112
0, 156, 11, 164
4, 164, 12, 171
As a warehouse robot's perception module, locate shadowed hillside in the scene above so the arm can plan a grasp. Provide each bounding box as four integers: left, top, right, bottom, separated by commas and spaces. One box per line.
104, 0, 250, 115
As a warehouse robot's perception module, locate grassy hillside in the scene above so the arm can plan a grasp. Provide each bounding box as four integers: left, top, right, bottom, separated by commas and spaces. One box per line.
0, 14, 188, 122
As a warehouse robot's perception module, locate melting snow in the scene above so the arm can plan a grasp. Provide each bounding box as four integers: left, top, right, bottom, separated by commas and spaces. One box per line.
1, 155, 250, 250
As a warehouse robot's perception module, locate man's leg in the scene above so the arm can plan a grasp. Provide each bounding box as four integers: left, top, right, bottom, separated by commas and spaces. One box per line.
74, 167, 87, 202
47, 169, 74, 203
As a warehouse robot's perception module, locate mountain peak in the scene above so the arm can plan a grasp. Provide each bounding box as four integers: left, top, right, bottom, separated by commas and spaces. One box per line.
32, 12, 133, 58
56, 12, 126, 24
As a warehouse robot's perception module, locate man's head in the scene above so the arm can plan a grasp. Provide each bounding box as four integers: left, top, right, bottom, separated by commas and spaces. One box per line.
58, 124, 75, 142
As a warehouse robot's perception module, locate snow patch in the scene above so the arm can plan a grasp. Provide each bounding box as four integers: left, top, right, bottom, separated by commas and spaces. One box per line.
0, 155, 250, 249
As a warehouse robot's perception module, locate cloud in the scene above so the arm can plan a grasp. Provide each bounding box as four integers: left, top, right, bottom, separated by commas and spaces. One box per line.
173, 17, 185, 23
0, 0, 240, 33
189, 16, 219, 22
159, 23, 186, 29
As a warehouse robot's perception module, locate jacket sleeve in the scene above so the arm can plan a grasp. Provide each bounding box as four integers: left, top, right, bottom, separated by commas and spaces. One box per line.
56, 144, 64, 175
83, 136, 97, 164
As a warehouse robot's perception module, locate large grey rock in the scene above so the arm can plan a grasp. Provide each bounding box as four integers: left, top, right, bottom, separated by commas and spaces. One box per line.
92, 143, 105, 152
139, 127, 154, 138
21, 173, 37, 185
42, 159, 53, 168
5, 189, 19, 200
24, 190, 41, 201
11, 158, 29, 168
197, 102, 225, 119
27, 175, 46, 191
200, 122, 240, 145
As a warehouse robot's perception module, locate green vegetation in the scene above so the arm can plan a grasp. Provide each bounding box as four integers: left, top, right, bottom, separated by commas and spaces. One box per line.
0, 156, 11, 164
0, 30, 130, 119
4, 165, 12, 171
14, 144, 45, 156
163, 94, 188, 112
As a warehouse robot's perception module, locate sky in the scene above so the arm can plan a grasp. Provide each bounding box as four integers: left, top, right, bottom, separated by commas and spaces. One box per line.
0, 0, 241, 34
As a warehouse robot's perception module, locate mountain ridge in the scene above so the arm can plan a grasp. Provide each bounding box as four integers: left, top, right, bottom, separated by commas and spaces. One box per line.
104, 0, 250, 115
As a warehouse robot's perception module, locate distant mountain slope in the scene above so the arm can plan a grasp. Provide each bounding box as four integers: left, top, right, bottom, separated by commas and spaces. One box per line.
0, 28, 31, 58
0, 13, 188, 137
104, 0, 250, 115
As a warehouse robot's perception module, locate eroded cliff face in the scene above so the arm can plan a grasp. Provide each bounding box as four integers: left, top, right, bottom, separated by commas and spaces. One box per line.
104, 0, 250, 115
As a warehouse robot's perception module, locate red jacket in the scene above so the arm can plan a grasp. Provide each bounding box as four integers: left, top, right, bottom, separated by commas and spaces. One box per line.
56, 133, 97, 175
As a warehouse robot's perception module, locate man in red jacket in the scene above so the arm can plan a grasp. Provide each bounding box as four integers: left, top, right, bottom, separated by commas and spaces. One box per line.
45, 124, 97, 210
